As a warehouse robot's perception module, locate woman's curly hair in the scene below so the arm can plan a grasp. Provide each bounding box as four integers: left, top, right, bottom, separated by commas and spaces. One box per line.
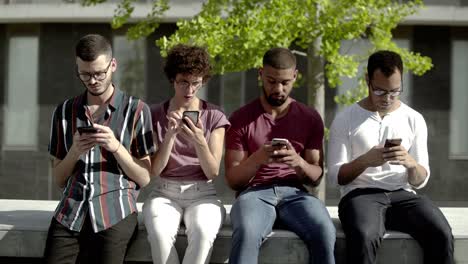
164, 44, 212, 83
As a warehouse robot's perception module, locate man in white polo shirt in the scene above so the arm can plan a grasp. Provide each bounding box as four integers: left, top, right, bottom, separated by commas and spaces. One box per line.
327, 50, 454, 264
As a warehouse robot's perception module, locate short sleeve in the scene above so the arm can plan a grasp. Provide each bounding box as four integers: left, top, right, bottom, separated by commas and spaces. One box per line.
131, 101, 155, 158
305, 110, 324, 150
225, 111, 247, 151
48, 104, 67, 160
210, 109, 231, 132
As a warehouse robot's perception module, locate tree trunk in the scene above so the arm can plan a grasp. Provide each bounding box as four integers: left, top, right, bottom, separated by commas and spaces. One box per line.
306, 40, 326, 201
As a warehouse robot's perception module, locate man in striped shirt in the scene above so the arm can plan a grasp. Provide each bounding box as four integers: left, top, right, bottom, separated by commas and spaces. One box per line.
44, 34, 155, 264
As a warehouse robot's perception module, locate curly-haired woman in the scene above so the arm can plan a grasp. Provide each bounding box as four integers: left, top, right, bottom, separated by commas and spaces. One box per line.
143, 44, 230, 264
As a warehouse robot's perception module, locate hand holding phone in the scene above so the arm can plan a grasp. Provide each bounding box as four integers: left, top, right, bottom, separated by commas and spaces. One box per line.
270, 138, 289, 157
384, 138, 402, 148
77, 126, 98, 135
182, 111, 199, 128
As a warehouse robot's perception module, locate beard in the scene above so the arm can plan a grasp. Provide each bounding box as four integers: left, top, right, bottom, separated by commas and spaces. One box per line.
82, 77, 112, 97
263, 86, 288, 107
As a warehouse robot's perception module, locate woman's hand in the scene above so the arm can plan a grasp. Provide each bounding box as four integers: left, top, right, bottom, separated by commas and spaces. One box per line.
180, 116, 206, 146
166, 110, 183, 137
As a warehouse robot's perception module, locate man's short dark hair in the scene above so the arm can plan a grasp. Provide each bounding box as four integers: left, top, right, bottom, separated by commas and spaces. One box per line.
163, 44, 212, 82
367, 50, 403, 80
75, 34, 112, 62
263, 47, 297, 69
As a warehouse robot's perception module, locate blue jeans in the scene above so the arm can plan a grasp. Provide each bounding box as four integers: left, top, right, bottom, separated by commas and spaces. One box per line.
229, 185, 336, 264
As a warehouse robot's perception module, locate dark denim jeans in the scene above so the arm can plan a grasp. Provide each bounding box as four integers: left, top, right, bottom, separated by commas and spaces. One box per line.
339, 188, 454, 264
229, 185, 336, 264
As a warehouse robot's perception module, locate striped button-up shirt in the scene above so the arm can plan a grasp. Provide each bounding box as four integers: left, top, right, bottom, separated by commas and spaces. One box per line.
48, 88, 155, 232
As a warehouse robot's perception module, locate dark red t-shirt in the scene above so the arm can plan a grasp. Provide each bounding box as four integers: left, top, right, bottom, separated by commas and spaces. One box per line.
226, 98, 324, 189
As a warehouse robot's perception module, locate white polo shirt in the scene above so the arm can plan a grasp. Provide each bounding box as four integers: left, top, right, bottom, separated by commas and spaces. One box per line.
327, 102, 430, 198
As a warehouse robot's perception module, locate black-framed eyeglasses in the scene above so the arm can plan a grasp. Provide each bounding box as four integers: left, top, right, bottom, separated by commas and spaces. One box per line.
369, 81, 403, 97
174, 79, 203, 90
77, 60, 112, 82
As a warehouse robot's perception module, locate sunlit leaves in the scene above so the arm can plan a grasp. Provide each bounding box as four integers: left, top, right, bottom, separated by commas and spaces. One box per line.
157, 0, 431, 93
334, 77, 368, 106
123, 0, 169, 40
82, 0, 432, 106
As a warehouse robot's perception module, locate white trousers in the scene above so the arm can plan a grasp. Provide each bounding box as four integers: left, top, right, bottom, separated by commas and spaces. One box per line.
143, 177, 225, 264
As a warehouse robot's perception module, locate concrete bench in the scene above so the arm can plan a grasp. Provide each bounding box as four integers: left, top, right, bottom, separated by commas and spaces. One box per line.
0, 199, 467, 264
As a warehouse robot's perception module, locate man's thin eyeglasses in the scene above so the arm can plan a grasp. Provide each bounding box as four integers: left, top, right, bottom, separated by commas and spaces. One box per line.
175, 80, 203, 90
369, 81, 403, 97
77, 60, 112, 82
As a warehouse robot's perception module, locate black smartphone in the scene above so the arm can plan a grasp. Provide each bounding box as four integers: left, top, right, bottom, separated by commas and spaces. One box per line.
182, 111, 199, 127
77, 126, 98, 135
384, 138, 402, 148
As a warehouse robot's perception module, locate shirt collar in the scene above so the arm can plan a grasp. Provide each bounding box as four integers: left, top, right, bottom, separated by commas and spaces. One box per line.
107, 85, 123, 111
78, 84, 122, 112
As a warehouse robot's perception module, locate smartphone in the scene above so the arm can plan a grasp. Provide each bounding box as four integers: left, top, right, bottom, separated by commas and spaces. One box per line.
384, 138, 402, 148
271, 138, 289, 147
182, 111, 199, 127
77, 126, 98, 135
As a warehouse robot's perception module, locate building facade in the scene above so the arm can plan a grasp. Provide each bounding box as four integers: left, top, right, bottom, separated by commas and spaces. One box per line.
0, 0, 467, 205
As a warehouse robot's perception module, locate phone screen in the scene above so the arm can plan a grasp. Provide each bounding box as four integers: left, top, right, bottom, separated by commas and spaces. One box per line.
384, 138, 402, 148
77, 126, 98, 135
182, 111, 199, 127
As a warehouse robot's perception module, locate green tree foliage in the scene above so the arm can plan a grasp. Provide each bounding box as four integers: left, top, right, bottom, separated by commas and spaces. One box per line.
82, 0, 432, 105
